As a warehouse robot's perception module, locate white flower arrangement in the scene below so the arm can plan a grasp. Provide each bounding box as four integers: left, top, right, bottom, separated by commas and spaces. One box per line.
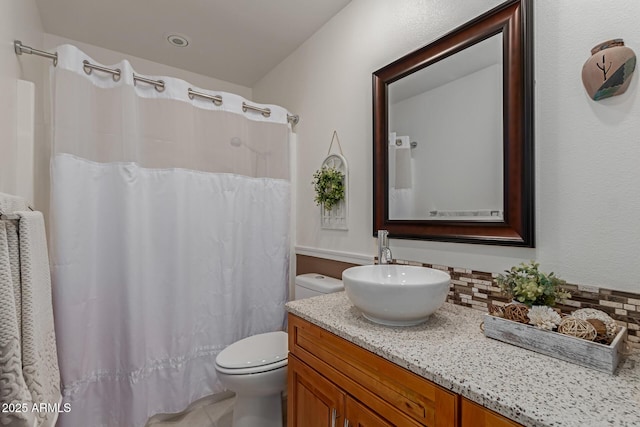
527, 305, 561, 331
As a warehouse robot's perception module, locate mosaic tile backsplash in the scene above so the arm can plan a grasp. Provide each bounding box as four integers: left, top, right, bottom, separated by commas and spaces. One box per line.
391, 258, 640, 349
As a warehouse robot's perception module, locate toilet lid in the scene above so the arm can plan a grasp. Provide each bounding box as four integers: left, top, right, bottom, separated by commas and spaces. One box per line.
215, 331, 288, 370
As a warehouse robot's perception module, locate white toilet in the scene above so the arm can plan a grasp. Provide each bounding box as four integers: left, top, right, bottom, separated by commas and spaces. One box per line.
214, 273, 344, 427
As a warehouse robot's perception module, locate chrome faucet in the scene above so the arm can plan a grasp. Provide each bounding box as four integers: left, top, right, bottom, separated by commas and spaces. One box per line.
377, 230, 392, 264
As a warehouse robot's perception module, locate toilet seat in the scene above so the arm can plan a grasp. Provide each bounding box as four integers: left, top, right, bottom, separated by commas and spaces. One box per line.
215, 331, 288, 375
215, 358, 287, 375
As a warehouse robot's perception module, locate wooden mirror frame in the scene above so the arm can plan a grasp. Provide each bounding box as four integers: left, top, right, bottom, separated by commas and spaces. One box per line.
373, 0, 534, 247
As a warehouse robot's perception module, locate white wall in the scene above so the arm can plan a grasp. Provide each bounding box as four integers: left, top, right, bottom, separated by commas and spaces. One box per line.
253, 0, 640, 293
0, 0, 45, 204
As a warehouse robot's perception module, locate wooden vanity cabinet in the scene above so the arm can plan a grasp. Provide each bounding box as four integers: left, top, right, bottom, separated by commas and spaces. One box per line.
288, 314, 458, 427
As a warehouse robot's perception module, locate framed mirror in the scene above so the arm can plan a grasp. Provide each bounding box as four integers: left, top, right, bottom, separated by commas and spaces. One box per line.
373, 0, 534, 246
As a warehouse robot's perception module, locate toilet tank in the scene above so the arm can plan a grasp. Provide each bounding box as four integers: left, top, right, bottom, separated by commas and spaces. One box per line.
294, 273, 344, 300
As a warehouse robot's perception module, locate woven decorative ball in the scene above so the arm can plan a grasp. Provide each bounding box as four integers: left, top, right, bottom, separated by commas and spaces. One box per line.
558, 317, 597, 341
489, 303, 505, 318
504, 303, 529, 324
572, 308, 618, 337
586, 319, 611, 344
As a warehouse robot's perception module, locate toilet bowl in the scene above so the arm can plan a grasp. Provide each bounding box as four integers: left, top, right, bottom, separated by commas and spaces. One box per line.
215, 331, 288, 427
214, 273, 344, 427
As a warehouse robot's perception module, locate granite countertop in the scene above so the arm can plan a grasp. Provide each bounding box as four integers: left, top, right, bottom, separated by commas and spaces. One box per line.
286, 292, 640, 427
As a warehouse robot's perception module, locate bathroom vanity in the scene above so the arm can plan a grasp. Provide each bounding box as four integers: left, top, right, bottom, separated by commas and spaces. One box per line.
288, 314, 516, 426
286, 292, 640, 427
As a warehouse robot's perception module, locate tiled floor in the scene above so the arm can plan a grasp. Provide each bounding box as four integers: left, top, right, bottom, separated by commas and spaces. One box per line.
145, 393, 286, 427
146, 394, 235, 427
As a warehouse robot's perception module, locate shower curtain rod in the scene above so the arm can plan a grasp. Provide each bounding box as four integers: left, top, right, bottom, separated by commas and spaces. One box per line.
14, 40, 300, 126
14, 40, 58, 65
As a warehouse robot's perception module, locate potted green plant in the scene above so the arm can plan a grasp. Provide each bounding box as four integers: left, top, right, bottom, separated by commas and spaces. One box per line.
312, 166, 345, 211
496, 261, 570, 307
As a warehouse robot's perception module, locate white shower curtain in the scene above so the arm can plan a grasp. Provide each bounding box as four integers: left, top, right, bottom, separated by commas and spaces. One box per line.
49, 45, 291, 427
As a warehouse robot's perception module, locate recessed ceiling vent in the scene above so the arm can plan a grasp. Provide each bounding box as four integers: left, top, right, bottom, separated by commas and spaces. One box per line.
167, 34, 190, 48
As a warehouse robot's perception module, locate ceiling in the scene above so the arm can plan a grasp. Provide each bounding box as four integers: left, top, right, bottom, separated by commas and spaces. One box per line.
36, 0, 352, 87
389, 34, 503, 105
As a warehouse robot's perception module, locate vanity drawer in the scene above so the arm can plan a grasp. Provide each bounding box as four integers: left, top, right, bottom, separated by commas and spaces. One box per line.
288, 314, 458, 427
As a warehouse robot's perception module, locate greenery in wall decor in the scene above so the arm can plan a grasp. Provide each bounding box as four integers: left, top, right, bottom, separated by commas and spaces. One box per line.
312, 166, 345, 211
496, 261, 571, 307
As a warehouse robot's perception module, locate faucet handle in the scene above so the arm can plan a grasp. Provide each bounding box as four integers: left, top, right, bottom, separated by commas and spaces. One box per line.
377, 229, 389, 239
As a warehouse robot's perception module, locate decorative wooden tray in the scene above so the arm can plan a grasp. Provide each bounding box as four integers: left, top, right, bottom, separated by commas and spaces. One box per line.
484, 314, 627, 374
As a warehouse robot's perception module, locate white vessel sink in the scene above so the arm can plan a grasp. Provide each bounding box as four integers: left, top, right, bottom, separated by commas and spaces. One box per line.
342, 265, 450, 326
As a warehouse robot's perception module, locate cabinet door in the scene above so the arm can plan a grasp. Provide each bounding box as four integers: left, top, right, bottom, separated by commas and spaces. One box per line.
461, 398, 523, 427
288, 354, 345, 427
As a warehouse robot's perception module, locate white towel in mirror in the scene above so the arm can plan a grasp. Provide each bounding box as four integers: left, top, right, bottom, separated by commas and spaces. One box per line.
394, 136, 412, 189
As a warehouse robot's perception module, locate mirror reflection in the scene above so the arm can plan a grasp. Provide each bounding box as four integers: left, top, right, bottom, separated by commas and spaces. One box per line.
387, 34, 504, 221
